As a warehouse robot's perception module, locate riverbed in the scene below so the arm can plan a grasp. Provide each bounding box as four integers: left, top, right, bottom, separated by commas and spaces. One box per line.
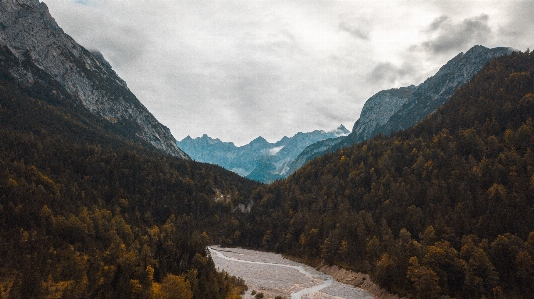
209, 246, 374, 299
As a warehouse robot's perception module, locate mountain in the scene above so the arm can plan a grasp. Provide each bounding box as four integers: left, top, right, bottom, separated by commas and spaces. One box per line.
0, 0, 188, 158
288, 45, 512, 174
351, 85, 417, 140
369, 45, 513, 137
287, 86, 417, 173
177, 125, 350, 183
231, 50, 534, 299
0, 1, 259, 297
0, 69, 256, 298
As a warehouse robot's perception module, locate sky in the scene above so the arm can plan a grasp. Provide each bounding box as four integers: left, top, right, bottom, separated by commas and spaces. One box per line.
45, 0, 533, 146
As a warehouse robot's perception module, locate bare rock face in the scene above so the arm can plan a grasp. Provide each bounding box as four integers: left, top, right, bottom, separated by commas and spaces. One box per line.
375, 45, 513, 137
351, 85, 417, 142
288, 45, 512, 174
0, 0, 189, 158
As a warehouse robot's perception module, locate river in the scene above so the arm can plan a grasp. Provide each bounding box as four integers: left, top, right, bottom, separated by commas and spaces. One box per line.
209, 246, 374, 299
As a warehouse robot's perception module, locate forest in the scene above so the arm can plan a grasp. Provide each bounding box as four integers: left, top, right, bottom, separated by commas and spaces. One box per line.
229, 51, 534, 299
0, 61, 258, 298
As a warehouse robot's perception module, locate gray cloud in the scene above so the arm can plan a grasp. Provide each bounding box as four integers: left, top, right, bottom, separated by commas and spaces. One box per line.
421, 14, 492, 54
91, 28, 147, 69
495, 1, 534, 52
368, 62, 416, 85
339, 22, 370, 40
316, 105, 356, 127
427, 15, 449, 32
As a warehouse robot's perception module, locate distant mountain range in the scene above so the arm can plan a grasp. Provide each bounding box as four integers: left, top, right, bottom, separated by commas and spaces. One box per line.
287, 45, 513, 174
177, 125, 350, 183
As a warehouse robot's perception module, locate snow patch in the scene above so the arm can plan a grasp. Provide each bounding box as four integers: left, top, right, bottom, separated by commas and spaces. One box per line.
230, 168, 251, 177
268, 145, 284, 155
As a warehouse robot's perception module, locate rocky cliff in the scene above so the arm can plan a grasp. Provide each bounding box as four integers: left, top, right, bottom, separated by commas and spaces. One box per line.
374, 45, 513, 137
351, 86, 417, 141
0, 0, 188, 158
288, 45, 512, 174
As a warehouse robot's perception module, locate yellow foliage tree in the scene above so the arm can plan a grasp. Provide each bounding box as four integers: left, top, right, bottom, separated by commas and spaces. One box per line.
407, 256, 441, 299
152, 274, 193, 299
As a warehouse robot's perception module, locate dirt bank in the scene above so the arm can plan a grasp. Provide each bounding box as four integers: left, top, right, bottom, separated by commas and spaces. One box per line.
318, 265, 405, 299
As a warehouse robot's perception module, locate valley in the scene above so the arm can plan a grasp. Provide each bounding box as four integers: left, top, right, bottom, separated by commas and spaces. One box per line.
1, 0, 534, 298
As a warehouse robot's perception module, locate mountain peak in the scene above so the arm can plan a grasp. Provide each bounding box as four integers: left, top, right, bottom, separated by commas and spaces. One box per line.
178, 127, 353, 183
466, 44, 488, 53
0, 0, 188, 158
332, 124, 350, 136
288, 45, 514, 175
250, 136, 269, 145
377, 45, 513, 136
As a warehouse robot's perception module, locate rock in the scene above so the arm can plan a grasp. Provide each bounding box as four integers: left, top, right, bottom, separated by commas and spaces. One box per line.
288, 45, 513, 173
0, 0, 188, 158
374, 45, 513, 137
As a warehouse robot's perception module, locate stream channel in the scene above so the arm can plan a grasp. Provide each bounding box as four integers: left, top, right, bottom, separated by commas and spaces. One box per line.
209, 246, 374, 299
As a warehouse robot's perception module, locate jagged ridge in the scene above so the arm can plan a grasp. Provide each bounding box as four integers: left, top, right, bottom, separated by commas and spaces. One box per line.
178, 125, 350, 183
288, 45, 513, 174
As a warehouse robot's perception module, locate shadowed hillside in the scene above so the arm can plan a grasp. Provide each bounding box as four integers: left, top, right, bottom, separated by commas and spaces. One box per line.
0, 47, 257, 298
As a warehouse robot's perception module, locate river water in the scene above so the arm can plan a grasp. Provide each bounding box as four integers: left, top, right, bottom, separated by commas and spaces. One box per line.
209, 246, 374, 299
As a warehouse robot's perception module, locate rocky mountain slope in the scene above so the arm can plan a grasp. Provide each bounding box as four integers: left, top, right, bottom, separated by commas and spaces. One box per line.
351, 85, 417, 141
288, 45, 512, 174
0, 0, 188, 158
371, 45, 513, 137
178, 125, 349, 183
288, 85, 417, 173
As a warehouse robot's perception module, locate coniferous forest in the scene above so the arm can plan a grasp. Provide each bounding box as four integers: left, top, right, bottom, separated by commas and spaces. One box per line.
0, 54, 258, 298
228, 51, 534, 299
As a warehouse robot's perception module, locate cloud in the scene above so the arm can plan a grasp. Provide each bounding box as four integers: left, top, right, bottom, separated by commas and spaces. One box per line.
421, 14, 492, 54
426, 15, 449, 32
268, 146, 284, 155
339, 22, 370, 40
495, 1, 534, 52
368, 62, 416, 86
43, 0, 149, 70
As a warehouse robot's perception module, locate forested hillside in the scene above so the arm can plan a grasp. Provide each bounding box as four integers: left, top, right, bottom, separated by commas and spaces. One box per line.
0, 62, 258, 298
231, 51, 534, 299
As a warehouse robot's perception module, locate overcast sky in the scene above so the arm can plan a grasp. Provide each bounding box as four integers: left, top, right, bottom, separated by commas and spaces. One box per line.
46, 0, 533, 146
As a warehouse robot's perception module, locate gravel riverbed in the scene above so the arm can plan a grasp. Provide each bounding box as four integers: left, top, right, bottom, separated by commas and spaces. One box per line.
209, 246, 374, 299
